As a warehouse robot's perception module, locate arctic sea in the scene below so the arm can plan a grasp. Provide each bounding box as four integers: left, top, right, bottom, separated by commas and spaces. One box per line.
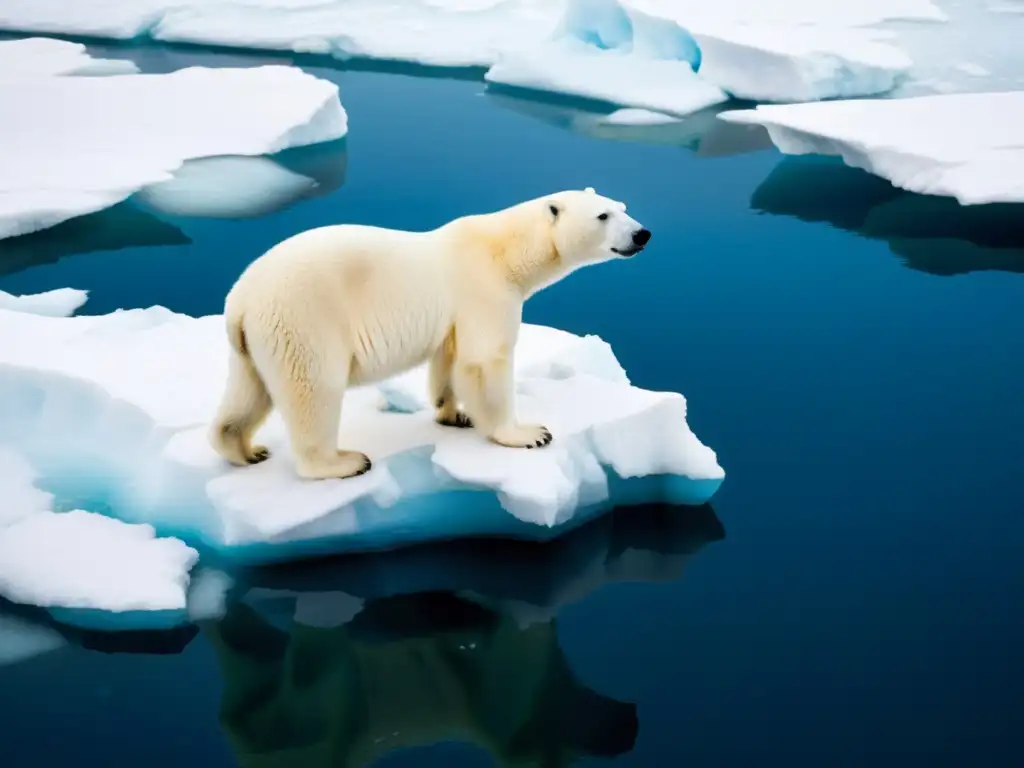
1, 45, 1023, 767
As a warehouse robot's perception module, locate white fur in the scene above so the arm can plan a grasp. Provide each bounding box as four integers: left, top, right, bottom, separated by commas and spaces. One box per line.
208, 187, 649, 480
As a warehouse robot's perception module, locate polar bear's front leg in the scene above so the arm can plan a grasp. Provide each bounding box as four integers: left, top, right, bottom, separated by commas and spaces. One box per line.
453, 354, 552, 449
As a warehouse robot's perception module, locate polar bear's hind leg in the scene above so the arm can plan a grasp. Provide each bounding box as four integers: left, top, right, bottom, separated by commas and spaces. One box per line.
251, 331, 372, 481
209, 331, 273, 466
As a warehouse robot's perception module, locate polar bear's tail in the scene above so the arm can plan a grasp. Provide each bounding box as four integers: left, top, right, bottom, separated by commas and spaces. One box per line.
225, 308, 249, 356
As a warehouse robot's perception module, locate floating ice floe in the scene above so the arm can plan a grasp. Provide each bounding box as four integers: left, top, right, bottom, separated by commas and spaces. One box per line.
0, 63, 346, 240
0, 288, 89, 317
720, 91, 1024, 205
0, 306, 723, 566
0, 36, 138, 77
0, 448, 199, 627
0, 0, 970, 105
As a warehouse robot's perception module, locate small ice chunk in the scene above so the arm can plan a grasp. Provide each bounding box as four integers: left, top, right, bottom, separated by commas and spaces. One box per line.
0, 37, 138, 77
0, 510, 199, 613
0, 288, 89, 317
720, 91, 1024, 205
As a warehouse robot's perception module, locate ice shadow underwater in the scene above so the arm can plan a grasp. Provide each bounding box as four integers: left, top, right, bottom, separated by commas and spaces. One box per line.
751, 154, 1024, 277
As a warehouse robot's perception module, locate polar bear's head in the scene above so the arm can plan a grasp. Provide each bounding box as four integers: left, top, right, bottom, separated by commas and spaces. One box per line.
545, 186, 651, 267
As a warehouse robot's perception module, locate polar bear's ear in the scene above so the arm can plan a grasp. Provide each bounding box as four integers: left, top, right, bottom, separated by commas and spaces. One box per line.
548, 202, 560, 219
584, 186, 596, 195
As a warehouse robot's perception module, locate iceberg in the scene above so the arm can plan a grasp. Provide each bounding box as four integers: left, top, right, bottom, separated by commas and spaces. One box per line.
719, 91, 1024, 205
485, 0, 724, 117
0, 448, 199, 628
0, 36, 138, 77
0, 63, 347, 240
0, 305, 723, 566
0, 288, 89, 318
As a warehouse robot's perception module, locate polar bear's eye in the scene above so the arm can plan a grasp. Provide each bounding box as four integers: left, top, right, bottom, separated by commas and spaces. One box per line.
597, 213, 609, 221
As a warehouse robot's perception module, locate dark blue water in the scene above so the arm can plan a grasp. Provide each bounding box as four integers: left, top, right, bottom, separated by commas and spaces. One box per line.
2, 47, 1023, 767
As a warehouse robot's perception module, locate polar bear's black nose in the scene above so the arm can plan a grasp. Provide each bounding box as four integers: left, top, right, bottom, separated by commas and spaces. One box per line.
632, 228, 651, 247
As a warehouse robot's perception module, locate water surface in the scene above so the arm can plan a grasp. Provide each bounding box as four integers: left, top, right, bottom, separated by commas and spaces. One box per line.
1, 45, 1023, 767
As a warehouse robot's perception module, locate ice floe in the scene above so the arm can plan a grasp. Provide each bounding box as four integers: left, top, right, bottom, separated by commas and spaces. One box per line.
0, 288, 89, 317
0, 63, 346, 240
720, 91, 1024, 204
0, 305, 723, 564
0, 36, 138, 77
1, 0, 985, 106
0, 448, 199, 626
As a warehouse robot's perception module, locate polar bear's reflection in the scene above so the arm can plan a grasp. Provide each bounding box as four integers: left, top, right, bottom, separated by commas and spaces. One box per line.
204, 503, 724, 767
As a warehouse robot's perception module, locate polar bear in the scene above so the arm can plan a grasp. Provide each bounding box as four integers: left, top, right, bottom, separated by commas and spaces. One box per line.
208, 187, 651, 480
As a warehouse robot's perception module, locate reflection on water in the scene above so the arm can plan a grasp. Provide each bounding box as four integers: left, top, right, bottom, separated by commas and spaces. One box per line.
0, 201, 190, 277
0, 503, 723, 765
751, 155, 1024, 276
487, 90, 773, 157
209, 502, 722, 767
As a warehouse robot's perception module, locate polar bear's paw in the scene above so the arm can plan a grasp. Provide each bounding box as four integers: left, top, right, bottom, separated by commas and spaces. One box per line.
436, 410, 474, 429
490, 423, 553, 449
246, 445, 271, 465
296, 450, 373, 480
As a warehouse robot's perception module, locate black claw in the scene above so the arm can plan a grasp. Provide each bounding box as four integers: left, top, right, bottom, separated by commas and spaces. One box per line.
437, 411, 474, 429
435, 396, 446, 409
351, 457, 372, 478
246, 449, 270, 465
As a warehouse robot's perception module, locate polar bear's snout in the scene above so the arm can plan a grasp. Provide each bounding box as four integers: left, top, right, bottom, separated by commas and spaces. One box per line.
611, 224, 651, 258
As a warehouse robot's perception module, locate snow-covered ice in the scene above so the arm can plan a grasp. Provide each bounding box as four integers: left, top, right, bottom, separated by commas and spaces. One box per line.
0, 63, 347, 240
485, 0, 724, 117
719, 91, 1024, 205
0, 288, 89, 317
0, 37, 138, 77
692, 26, 912, 103
0, 448, 199, 626
0, 305, 723, 565
0, 0, 989, 105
